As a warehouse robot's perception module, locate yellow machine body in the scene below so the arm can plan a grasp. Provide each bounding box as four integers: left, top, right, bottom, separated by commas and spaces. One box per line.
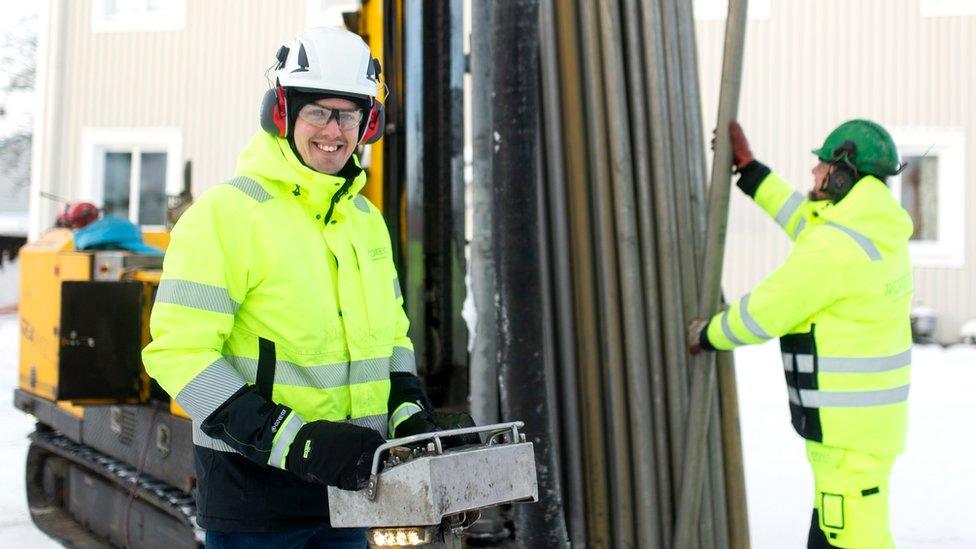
17, 228, 177, 415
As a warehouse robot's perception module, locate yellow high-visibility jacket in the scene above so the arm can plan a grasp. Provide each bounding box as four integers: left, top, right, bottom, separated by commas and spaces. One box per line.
705, 165, 913, 456
142, 132, 420, 531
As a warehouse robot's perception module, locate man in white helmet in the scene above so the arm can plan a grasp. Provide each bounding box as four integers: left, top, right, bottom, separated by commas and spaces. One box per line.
143, 27, 471, 547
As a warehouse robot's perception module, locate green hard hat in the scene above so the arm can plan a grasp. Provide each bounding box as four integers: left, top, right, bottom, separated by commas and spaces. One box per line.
811, 119, 901, 177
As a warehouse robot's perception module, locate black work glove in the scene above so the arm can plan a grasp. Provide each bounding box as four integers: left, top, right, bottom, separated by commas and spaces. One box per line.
395, 410, 481, 448
285, 420, 385, 491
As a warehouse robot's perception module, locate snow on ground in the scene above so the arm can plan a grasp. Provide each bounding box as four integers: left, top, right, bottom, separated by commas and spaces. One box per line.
0, 258, 19, 309
736, 341, 976, 548
0, 313, 57, 546
0, 311, 970, 547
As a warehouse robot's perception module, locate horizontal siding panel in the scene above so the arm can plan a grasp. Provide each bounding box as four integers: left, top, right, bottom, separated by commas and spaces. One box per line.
57, 0, 311, 209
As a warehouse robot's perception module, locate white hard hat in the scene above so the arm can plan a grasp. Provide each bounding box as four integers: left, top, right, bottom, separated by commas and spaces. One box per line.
275, 27, 380, 102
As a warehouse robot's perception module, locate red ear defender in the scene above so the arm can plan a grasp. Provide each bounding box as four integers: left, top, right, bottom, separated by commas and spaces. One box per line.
272, 85, 288, 137
360, 101, 385, 145
259, 84, 290, 138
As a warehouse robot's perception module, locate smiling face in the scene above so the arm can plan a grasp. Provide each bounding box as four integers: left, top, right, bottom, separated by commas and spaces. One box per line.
292, 97, 361, 175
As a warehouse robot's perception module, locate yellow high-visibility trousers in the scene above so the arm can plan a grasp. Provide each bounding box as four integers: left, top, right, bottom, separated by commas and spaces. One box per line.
807, 441, 897, 549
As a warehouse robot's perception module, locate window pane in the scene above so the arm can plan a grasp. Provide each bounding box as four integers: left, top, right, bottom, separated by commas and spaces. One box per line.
108, 0, 150, 16
103, 152, 132, 219
139, 152, 167, 226
900, 155, 939, 241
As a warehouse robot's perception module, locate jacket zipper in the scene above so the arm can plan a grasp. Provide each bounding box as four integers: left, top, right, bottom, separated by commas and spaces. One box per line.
322, 178, 354, 225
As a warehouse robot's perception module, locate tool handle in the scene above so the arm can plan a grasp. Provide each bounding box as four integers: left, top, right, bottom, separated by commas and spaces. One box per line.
366, 421, 525, 500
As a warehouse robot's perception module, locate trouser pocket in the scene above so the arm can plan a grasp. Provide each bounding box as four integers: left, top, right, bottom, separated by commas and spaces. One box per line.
816, 484, 890, 548
810, 447, 894, 549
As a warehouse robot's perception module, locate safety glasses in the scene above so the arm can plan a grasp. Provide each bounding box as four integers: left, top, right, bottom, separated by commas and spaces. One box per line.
298, 104, 365, 130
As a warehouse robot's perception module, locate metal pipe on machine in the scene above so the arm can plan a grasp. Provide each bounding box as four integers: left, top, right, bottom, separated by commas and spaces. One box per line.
467, 0, 510, 542
483, 0, 569, 546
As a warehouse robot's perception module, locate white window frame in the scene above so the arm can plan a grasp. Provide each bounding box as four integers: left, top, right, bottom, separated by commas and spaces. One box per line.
888, 127, 966, 268
306, 0, 358, 27
91, 0, 186, 33
694, 0, 771, 20
921, 0, 976, 17
81, 128, 182, 230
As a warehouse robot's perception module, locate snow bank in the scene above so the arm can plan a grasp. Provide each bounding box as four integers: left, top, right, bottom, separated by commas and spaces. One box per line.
0, 314, 57, 545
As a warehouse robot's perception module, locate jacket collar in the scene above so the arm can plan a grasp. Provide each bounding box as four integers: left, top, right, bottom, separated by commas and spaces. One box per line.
234, 131, 367, 213
815, 176, 914, 250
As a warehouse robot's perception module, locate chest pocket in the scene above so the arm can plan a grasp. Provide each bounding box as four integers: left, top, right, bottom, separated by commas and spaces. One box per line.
330, 207, 396, 350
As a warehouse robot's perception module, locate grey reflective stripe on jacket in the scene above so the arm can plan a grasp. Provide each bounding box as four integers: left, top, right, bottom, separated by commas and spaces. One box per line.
740, 293, 772, 341
781, 350, 912, 408
775, 191, 804, 230
792, 217, 807, 239
226, 356, 391, 389
788, 384, 910, 408
227, 176, 273, 203
176, 358, 248, 420
782, 353, 815, 374
720, 310, 746, 346
348, 413, 389, 437
819, 349, 911, 373
782, 349, 912, 375
390, 346, 417, 375
823, 221, 882, 261
156, 279, 240, 315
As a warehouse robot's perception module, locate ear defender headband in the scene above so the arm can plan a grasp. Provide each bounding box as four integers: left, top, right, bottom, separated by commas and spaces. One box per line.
825, 140, 859, 201
260, 46, 386, 145
358, 59, 386, 144
259, 46, 291, 138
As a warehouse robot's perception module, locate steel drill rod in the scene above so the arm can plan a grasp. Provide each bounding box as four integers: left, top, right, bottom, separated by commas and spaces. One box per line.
597, 0, 663, 544
717, 350, 751, 548
659, 0, 700, 322
676, 0, 710, 267
708, 367, 731, 549
674, 1, 730, 545
579, 0, 636, 544
539, 0, 587, 543
675, 0, 743, 543
673, 0, 749, 547
621, 0, 675, 541
638, 0, 693, 508
552, 2, 613, 544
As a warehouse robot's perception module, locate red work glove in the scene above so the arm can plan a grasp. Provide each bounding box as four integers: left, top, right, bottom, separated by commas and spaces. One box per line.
729, 121, 754, 171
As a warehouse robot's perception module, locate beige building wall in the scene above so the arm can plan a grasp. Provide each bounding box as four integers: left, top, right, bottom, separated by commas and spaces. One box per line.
31, 0, 326, 236
696, 0, 976, 342
33, 0, 975, 340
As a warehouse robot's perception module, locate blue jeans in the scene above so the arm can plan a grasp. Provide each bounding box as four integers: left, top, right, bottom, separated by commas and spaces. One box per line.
205, 525, 367, 548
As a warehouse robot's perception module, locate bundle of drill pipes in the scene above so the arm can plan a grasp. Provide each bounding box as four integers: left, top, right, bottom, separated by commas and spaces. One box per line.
471, 0, 749, 547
